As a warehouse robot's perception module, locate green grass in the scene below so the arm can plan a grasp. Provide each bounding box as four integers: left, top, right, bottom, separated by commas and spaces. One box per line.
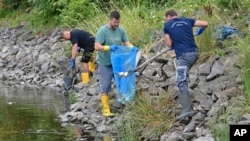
114, 91, 175, 140
76, 1, 165, 49
2, 0, 250, 140
238, 36, 250, 104
211, 122, 230, 141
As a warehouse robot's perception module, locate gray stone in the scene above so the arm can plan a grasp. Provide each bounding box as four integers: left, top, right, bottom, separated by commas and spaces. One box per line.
193, 136, 215, 141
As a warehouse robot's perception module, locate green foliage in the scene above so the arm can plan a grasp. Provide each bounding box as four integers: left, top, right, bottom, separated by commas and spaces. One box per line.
0, 0, 28, 18
27, 0, 65, 17
119, 5, 165, 48
62, 42, 72, 58
58, 0, 96, 28
67, 90, 78, 104
2, 0, 29, 10
211, 122, 229, 141
115, 92, 175, 140
217, 0, 244, 10
238, 36, 250, 103
94, 0, 176, 9
215, 48, 225, 56
2, 0, 250, 140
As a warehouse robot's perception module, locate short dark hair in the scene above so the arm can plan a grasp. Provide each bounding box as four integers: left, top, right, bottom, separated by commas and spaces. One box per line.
60, 32, 65, 39
110, 10, 120, 20
165, 9, 178, 17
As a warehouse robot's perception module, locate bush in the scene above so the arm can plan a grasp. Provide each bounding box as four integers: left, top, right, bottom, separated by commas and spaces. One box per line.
58, 0, 96, 28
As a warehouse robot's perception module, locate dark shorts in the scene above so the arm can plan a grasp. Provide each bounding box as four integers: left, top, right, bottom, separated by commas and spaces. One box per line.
80, 37, 95, 63
80, 44, 94, 63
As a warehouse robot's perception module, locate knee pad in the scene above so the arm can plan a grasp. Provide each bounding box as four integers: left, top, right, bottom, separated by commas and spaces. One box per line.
81, 55, 91, 63
176, 66, 187, 83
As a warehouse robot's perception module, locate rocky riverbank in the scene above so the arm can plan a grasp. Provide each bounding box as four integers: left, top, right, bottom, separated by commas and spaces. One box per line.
0, 24, 249, 141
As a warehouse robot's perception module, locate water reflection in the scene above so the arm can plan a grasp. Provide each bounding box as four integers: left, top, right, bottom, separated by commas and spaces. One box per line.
0, 85, 117, 141
0, 85, 70, 141
72, 126, 115, 141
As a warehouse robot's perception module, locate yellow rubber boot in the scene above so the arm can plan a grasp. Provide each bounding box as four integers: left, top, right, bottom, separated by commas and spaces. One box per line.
101, 95, 114, 117
88, 61, 95, 72
103, 135, 112, 141
81, 72, 90, 84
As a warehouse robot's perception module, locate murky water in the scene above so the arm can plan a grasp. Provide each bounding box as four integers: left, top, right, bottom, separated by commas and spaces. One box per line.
0, 85, 75, 141
0, 84, 118, 141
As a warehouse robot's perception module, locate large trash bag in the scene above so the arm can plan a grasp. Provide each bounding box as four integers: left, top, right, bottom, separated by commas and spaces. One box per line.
111, 46, 139, 103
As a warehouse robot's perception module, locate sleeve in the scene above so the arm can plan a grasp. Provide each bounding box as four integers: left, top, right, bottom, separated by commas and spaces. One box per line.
70, 31, 78, 45
120, 27, 129, 42
95, 27, 105, 45
186, 18, 195, 27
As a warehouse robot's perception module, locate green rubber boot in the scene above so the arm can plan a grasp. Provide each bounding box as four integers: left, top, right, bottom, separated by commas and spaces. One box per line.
176, 92, 196, 121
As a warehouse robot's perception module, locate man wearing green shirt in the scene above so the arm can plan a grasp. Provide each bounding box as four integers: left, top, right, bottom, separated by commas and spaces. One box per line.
95, 10, 134, 116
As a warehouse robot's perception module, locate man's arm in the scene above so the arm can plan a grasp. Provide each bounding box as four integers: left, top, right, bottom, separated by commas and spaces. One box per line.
71, 43, 78, 59
124, 41, 133, 47
165, 34, 172, 48
194, 20, 208, 28
95, 42, 106, 51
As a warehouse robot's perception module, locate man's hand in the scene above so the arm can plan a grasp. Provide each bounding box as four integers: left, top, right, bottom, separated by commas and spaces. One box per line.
128, 44, 134, 48
195, 27, 205, 36
70, 58, 75, 68
103, 45, 110, 51
110, 45, 117, 51
103, 45, 117, 51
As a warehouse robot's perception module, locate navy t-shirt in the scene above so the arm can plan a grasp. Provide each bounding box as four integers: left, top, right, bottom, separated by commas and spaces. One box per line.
163, 18, 198, 58
70, 29, 95, 49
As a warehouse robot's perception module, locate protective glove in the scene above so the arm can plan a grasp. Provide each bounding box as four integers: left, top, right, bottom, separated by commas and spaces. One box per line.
103, 45, 117, 51
70, 58, 75, 68
128, 44, 134, 48
195, 27, 205, 36
77, 46, 81, 52
110, 45, 117, 51
103, 45, 110, 51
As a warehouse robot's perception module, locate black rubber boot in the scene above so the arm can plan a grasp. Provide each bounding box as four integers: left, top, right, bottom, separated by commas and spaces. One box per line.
176, 92, 196, 121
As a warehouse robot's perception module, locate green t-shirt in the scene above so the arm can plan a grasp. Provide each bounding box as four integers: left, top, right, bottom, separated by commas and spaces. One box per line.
95, 24, 129, 65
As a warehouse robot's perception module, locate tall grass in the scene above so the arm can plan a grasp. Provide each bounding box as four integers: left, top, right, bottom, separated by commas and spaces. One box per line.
114, 92, 175, 140
77, 1, 165, 48
211, 121, 230, 141
238, 36, 250, 103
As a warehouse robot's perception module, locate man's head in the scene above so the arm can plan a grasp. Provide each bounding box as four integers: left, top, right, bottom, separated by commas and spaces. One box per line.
61, 31, 71, 40
108, 10, 120, 30
165, 9, 178, 21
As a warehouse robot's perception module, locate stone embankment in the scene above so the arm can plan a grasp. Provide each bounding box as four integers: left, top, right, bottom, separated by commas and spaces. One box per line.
0, 25, 249, 141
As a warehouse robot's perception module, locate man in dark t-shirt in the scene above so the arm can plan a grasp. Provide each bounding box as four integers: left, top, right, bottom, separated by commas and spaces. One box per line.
61, 29, 95, 84
163, 9, 208, 121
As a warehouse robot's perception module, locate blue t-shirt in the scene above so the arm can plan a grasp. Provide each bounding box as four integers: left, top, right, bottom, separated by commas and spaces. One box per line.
163, 18, 198, 58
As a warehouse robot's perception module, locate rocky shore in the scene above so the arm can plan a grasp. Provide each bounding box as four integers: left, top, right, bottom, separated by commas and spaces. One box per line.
0, 25, 249, 141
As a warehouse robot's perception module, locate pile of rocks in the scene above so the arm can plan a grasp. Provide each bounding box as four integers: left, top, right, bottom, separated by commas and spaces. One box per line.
0, 25, 249, 141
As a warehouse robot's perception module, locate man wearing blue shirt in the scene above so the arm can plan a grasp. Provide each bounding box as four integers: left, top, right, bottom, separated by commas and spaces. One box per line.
163, 9, 208, 120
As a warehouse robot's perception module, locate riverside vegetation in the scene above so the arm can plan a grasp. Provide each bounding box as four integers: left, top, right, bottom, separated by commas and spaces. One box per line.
1, 0, 250, 140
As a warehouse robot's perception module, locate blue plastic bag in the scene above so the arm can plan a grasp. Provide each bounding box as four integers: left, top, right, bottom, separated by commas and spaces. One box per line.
111, 46, 138, 103
215, 26, 238, 40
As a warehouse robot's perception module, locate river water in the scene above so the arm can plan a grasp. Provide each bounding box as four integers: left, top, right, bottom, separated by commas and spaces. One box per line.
0, 85, 79, 141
